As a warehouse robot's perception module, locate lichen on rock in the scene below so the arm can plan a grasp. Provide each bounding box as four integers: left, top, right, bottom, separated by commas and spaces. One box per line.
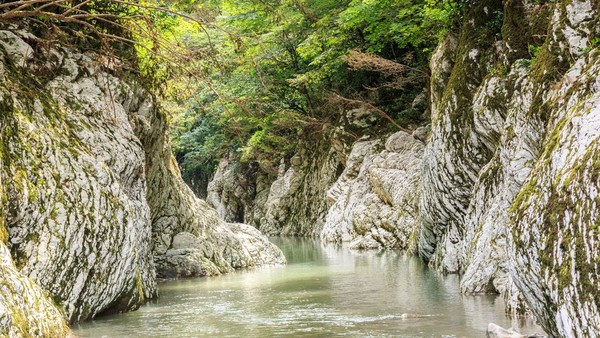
460, 63, 543, 314
419, 0, 600, 334
509, 48, 600, 337
0, 244, 69, 337
0, 133, 68, 337
1, 29, 157, 323
0, 27, 286, 331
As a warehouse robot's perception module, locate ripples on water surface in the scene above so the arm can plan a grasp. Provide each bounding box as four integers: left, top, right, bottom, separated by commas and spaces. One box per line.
73, 237, 544, 337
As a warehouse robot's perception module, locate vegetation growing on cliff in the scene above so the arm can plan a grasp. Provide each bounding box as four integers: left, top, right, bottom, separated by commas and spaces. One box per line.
0, 0, 461, 182
169, 0, 462, 178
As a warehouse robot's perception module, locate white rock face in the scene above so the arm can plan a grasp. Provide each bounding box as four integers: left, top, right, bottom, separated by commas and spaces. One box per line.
207, 157, 275, 228
421, 0, 600, 335
0, 149, 68, 336
258, 139, 343, 236
563, 0, 594, 56
320, 132, 424, 250
0, 244, 69, 337
0, 29, 285, 330
124, 57, 286, 280
207, 159, 240, 221
206, 113, 396, 239
509, 49, 600, 338
205, 136, 346, 239
1, 30, 157, 323
460, 65, 543, 314
419, 29, 486, 273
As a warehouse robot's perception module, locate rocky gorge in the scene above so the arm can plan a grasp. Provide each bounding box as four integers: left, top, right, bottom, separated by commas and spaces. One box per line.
206, 1, 600, 336
0, 28, 285, 334
0, 0, 598, 337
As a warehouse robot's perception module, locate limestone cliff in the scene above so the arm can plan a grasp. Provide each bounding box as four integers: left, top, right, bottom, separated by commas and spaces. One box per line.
0, 28, 284, 333
0, 154, 68, 336
207, 158, 272, 226
419, 0, 600, 335
1, 29, 157, 324
258, 136, 343, 236
206, 109, 403, 238
509, 38, 600, 338
206, 1, 600, 336
320, 132, 423, 251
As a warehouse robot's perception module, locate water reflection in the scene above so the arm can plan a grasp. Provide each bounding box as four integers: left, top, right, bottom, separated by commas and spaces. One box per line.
73, 237, 544, 337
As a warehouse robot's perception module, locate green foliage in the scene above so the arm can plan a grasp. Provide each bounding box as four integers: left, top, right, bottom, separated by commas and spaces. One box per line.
0, 0, 208, 92
528, 44, 542, 59
338, 0, 458, 54
171, 102, 228, 182
170, 0, 459, 177
582, 36, 600, 53
1, 0, 461, 177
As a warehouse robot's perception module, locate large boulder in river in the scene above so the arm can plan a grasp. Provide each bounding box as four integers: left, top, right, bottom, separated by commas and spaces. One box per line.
486, 323, 546, 338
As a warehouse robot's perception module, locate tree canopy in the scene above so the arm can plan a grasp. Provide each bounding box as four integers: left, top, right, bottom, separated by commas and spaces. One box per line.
168, 0, 461, 181
0, 0, 462, 183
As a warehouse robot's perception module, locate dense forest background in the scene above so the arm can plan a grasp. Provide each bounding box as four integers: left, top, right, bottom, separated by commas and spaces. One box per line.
0, 0, 463, 188
164, 0, 463, 188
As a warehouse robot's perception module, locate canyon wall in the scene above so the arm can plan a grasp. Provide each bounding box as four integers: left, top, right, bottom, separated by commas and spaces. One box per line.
0, 28, 284, 334
207, 1, 600, 336
320, 131, 424, 251
419, 0, 599, 335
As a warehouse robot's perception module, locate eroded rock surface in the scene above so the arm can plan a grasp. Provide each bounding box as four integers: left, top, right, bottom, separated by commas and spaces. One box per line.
207, 157, 271, 226
0, 150, 68, 336
0, 28, 285, 331
0, 244, 69, 337
509, 49, 600, 338
1, 29, 157, 323
320, 132, 423, 251
258, 137, 344, 236
459, 64, 543, 314
419, 0, 600, 335
141, 106, 285, 278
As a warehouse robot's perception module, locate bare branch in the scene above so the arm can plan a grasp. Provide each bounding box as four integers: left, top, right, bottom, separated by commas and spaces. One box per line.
328, 93, 413, 133
0, 0, 53, 10
61, 0, 92, 17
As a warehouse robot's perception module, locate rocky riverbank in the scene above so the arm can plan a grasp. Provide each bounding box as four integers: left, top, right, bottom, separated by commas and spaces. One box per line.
205, 1, 600, 336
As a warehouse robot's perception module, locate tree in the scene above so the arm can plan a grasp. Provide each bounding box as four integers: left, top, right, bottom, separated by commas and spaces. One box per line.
172, 0, 459, 177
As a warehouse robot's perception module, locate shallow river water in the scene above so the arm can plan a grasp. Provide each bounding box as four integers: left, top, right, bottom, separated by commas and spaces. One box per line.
73, 237, 544, 337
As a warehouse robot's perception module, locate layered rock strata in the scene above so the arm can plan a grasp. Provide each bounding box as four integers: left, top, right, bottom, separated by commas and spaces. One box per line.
320, 132, 424, 251
257, 138, 343, 236
419, 0, 600, 335
0, 28, 285, 333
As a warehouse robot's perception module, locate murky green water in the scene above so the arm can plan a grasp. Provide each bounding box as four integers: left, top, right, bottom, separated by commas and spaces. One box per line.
73, 237, 544, 337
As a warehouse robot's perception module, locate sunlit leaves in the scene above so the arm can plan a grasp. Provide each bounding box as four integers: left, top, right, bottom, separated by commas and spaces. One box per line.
171, 0, 459, 175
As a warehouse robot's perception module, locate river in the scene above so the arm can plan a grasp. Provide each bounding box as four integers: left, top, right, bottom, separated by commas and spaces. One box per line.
72, 237, 544, 337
